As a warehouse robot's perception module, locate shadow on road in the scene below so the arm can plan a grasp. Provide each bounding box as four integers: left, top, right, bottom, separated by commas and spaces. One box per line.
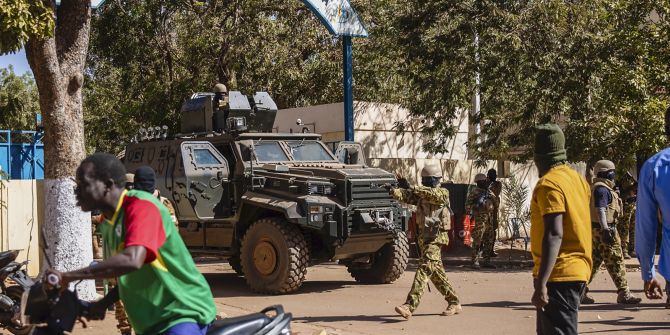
580, 316, 670, 333
202, 272, 354, 298
579, 303, 663, 312
463, 300, 535, 311
293, 314, 425, 324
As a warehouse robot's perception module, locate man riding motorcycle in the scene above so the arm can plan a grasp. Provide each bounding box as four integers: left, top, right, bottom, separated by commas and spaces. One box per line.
48, 153, 217, 335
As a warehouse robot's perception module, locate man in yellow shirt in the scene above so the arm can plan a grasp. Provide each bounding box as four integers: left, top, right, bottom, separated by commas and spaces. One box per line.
530, 124, 592, 335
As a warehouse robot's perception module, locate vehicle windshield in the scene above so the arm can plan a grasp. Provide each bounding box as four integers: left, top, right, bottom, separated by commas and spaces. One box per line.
254, 142, 289, 162
287, 141, 335, 161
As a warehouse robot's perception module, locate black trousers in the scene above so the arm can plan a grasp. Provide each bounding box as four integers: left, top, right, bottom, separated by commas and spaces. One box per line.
536, 281, 585, 335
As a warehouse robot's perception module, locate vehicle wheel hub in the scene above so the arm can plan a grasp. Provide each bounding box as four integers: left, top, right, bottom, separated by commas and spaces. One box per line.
253, 240, 278, 276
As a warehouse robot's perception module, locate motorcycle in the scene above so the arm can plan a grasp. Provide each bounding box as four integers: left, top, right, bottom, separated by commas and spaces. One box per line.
20, 274, 293, 335
0, 249, 35, 334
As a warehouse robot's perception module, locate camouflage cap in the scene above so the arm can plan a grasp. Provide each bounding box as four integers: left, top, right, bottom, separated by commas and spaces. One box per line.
474, 173, 487, 182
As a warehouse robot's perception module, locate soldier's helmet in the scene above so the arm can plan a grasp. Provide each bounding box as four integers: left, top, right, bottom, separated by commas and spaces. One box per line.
474, 173, 487, 182
213, 83, 227, 93
421, 164, 442, 178
593, 160, 615, 173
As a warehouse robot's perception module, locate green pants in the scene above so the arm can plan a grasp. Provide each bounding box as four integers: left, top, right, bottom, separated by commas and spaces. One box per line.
405, 243, 459, 312
471, 212, 492, 262
588, 226, 628, 291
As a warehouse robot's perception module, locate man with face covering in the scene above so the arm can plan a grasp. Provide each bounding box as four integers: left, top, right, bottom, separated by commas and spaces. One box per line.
391, 163, 461, 319
467, 173, 496, 269
530, 123, 591, 335
134, 166, 179, 226
581, 160, 641, 305
483, 168, 503, 258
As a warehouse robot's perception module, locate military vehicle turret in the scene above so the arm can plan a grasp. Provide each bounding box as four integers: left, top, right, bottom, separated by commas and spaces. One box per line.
124, 88, 409, 294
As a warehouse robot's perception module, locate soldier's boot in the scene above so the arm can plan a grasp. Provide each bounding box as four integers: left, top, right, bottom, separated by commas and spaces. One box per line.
581, 287, 595, 304
622, 249, 631, 260
629, 249, 636, 258
471, 252, 481, 269
471, 259, 481, 270
617, 289, 642, 305
442, 303, 462, 316
394, 304, 412, 320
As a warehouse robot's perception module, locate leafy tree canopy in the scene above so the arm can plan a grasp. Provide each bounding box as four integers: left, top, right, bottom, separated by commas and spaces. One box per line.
393, 0, 670, 170
0, 0, 54, 54
0, 65, 38, 130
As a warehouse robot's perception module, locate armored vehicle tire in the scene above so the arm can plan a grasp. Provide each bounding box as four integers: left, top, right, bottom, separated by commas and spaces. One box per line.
240, 218, 308, 294
348, 232, 409, 284
228, 254, 243, 276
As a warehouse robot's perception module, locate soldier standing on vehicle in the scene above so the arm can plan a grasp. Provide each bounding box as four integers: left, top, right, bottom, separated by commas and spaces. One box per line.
581, 160, 641, 305
467, 173, 496, 269
392, 164, 462, 319
483, 169, 503, 258
618, 173, 638, 259
134, 165, 179, 226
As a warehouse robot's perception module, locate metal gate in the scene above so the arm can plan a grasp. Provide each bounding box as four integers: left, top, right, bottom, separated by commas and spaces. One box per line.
0, 130, 44, 180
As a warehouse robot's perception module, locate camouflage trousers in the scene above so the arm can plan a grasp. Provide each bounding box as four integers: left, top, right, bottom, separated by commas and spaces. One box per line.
617, 204, 636, 254
108, 279, 132, 334
405, 243, 459, 312
471, 213, 493, 262
588, 226, 629, 291
483, 213, 499, 255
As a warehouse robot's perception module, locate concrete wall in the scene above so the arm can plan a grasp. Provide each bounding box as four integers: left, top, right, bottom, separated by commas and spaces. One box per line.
0, 180, 43, 276
276, 101, 497, 184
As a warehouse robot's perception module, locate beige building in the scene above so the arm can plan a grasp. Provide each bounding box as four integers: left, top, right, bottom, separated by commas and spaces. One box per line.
274, 101, 540, 187
274, 101, 591, 239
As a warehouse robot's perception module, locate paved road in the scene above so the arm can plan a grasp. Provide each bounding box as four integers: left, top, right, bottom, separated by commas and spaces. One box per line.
58, 261, 670, 335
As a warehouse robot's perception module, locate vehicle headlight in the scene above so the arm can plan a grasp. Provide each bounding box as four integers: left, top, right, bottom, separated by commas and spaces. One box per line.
308, 185, 319, 194
323, 186, 332, 194
311, 214, 323, 222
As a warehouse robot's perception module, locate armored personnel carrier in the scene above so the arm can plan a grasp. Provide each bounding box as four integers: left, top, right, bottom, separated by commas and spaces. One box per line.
124, 88, 409, 294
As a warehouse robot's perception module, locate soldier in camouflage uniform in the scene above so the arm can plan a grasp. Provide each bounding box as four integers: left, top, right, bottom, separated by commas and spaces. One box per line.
483, 169, 503, 258
582, 160, 641, 305
393, 164, 462, 319
466, 173, 496, 269
618, 174, 637, 259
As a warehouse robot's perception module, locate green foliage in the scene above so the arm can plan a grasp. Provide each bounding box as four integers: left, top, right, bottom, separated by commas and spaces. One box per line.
83, 0, 405, 153
392, 0, 670, 169
0, 66, 38, 130
83, 0, 670, 168
501, 176, 530, 224
0, 0, 54, 54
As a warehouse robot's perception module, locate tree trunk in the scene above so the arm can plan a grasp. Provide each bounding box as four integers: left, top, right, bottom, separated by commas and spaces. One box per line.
25, 0, 95, 300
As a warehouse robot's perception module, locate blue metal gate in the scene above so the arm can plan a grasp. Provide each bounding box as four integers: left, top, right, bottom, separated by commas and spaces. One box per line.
0, 130, 45, 180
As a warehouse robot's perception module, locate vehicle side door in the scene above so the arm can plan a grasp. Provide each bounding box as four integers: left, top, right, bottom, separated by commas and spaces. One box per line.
180, 141, 230, 219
